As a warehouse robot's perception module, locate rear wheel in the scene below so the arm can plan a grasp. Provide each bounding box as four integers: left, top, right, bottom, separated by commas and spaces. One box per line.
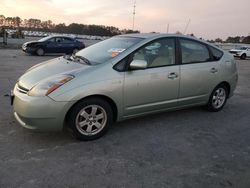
36, 48, 45, 56
67, 98, 113, 141
240, 53, 246, 60
207, 84, 228, 112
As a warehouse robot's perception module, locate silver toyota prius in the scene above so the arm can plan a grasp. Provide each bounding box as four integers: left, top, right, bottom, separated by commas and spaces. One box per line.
12, 33, 238, 140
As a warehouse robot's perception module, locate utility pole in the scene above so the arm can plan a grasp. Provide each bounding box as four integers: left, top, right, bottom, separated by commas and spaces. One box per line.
167, 23, 169, 33
132, 0, 136, 31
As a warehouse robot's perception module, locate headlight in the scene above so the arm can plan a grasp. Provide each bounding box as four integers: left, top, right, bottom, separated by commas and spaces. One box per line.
28, 75, 74, 96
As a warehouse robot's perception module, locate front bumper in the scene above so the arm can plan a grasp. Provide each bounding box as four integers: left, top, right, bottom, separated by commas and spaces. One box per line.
13, 85, 75, 131
22, 46, 37, 54
232, 54, 241, 58
229, 52, 242, 58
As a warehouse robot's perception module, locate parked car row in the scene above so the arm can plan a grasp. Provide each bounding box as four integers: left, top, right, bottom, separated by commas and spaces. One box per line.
6, 29, 109, 40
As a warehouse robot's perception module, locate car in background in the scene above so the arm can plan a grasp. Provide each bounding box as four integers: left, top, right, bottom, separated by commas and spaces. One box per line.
22, 35, 85, 56
13, 33, 238, 141
229, 46, 250, 59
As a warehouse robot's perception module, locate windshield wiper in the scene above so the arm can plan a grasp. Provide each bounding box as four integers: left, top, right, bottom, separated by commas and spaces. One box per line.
63, 54, 72, 61
72, 55, 91, 65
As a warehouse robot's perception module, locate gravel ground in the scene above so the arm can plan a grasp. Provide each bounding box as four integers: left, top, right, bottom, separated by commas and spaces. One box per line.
0, 50, 250, 188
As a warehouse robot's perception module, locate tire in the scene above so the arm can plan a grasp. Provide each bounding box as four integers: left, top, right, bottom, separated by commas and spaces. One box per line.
66, 98, 113, 141
240, 53, 246, 60
36, 48, 45, 56
72, 48, 79, 54
206, 84, 228, 112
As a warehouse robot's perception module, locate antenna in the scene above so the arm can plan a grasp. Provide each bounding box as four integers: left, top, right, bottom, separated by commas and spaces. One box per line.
183, 19, 191, 34
132, 0, 136, 30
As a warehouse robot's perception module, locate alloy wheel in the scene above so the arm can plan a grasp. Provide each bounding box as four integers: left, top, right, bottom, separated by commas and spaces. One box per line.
212, 88, 226, 109
75, 105, 107, 136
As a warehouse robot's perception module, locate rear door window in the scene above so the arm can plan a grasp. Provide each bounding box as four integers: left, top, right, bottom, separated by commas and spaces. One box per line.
209, 46, 223, 61
63, 37, 74, 43
180, 39, 210, 64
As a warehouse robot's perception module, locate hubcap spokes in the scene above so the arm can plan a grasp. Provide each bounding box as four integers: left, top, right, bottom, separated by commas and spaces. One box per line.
76, 105, 107, 135
212, 88, 226, 109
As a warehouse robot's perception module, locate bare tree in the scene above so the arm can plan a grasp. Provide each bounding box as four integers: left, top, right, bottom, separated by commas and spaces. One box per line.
0, 15, 5, 25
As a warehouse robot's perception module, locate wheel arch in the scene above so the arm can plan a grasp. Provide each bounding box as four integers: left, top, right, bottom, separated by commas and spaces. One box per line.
217, 81, 231, 98
241, 53, 247, 59
64, 94, 118, 125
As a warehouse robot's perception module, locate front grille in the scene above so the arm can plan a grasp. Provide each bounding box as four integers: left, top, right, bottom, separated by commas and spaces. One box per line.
16, 83, 29, 94
229, 51, 237, 54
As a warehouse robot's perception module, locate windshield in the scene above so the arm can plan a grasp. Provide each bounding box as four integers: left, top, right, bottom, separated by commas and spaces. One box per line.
75, 36, 143, 64
38, 36, 52, 42
240, 47, 248, 50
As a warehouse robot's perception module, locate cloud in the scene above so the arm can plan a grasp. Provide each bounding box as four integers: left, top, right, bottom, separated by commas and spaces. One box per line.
1, 0, 250, 39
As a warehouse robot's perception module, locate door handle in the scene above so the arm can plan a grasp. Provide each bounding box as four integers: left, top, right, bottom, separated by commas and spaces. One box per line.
168, 72, 178, 79
210, 68, 218, 73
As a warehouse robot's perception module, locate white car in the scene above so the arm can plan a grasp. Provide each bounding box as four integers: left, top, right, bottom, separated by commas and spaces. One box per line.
229, 46, 250, 59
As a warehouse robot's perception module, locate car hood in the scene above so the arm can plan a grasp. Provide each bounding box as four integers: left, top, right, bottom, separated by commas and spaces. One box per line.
23, 41, 42, 46
18, 57, 90, 90
230, 49, 242, 52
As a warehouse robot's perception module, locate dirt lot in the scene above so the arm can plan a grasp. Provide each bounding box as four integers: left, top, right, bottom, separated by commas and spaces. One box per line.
0, 50, 250, 188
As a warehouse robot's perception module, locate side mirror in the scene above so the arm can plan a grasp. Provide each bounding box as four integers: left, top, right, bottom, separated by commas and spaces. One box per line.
130, 60, 147, 70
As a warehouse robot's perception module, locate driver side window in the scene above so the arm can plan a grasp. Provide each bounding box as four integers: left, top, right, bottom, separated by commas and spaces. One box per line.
55, 37, 62, 43
132, 38, 175, 68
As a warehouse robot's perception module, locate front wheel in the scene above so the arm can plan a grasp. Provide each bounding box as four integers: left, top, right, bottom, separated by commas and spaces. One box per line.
67, 98, 113, 141
36, 48, 45, 56
240, 53, 246, 60
206, 84, 228, 112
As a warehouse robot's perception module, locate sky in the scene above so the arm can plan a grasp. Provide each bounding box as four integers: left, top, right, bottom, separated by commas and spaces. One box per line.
0, 0, 250, 40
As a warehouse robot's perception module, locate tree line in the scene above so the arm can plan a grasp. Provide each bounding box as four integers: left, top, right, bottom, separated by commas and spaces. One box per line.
0, 15, 139, 36
1, 15, 249, 42
207, 36, 250, 44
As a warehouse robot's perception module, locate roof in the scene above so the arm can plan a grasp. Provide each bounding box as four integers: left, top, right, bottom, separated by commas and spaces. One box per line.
46, 35, 75, 39
118, 33, 223, 51
119, 33, 184, 39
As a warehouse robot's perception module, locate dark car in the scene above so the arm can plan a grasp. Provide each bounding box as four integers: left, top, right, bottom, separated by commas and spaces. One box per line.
22, 36, 85, 56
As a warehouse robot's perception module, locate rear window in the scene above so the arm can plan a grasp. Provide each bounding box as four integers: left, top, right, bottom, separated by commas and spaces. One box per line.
209, 46, 223, 61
